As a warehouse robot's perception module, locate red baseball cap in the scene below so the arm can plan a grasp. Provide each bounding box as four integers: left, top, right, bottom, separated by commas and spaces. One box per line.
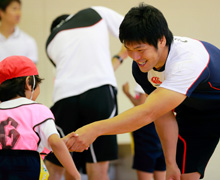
0, 56, 39, 84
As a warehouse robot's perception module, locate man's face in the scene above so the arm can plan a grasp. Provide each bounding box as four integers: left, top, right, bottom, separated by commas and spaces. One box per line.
0, 1, 21, 25
124, 40, 166, 72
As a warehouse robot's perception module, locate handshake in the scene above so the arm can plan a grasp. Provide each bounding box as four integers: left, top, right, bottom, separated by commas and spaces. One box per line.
61, 123, 99, 152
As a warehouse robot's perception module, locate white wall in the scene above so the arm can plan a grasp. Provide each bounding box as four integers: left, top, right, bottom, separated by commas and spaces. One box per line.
19, 0, 220, 179
20, 0, 220, 110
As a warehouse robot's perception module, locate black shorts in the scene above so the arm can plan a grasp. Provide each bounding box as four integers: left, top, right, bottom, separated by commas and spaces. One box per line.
131, 123, 166, 172
0, 150, 41, 180
45, 85, 118, 171
176, 107, 220, 179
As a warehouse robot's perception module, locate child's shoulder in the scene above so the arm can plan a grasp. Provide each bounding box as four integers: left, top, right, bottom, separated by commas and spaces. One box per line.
30, 102, 54, 119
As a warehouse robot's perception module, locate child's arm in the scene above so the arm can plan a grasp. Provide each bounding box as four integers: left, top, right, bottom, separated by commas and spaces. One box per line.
48, 134, 81, 180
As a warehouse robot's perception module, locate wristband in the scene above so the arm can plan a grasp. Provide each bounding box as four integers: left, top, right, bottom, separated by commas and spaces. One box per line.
113, 55, 123, 63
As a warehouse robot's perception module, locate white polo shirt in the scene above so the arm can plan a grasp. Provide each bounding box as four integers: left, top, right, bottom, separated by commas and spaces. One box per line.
0, 27, 38, 63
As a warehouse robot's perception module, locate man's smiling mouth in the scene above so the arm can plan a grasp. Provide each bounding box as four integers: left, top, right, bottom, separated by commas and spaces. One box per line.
137, 60, 147, 66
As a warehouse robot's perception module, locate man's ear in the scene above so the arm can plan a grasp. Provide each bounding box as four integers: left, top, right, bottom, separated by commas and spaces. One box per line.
158, 36, 166, 48
25, 76, 32, 91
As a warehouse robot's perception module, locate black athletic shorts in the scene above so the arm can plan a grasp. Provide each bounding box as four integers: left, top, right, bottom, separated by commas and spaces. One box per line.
176, 107, 220, 179
0, 150, 42, 180
45, 85, 118, 172
131, 122, 166, 172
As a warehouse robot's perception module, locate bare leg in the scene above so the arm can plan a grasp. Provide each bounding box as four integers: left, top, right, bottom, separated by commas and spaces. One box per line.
136, 170, 154, 180
45, 160, 65, 180
153, 170, 166, 180
86, 161, 109, 180
65, 171, 78, 180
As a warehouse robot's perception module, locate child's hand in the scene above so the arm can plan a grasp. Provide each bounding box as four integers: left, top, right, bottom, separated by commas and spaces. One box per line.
61, 132, 77, 144
61, 136, 69, 144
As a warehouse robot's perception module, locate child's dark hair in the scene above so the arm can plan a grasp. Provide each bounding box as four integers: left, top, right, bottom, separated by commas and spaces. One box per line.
119, 3, 173, 48
0, 75, 42, 102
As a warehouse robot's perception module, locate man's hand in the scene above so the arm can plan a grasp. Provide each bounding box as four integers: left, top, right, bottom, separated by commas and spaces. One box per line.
166, 164, 181, 180
62, 132, 78, 144
65, 123, 98, 152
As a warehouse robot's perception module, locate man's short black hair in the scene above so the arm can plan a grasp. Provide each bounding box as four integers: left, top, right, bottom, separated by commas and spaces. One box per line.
119, 3, 173, 48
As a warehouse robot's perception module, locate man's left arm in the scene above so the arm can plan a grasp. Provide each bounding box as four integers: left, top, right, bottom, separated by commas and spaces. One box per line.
154, 111, 181, 180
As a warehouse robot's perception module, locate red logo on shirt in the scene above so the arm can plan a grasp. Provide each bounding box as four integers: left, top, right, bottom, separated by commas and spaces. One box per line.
151, 77, 162, 85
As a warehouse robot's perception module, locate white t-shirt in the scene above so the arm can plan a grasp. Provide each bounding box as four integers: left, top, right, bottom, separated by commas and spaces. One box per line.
147, 36, 209, 95
46, 6, 124, 103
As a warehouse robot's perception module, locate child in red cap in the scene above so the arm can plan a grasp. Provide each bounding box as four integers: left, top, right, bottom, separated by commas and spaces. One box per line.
0, 56, 80, 180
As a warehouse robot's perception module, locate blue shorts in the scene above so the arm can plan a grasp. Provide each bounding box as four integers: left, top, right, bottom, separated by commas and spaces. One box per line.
176, 107, 220, 179
0, 150, 41, 180
131, 122, 166, 172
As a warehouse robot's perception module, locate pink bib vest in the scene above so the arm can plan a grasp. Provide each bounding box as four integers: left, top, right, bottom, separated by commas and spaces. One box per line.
0, 102, 54, 150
